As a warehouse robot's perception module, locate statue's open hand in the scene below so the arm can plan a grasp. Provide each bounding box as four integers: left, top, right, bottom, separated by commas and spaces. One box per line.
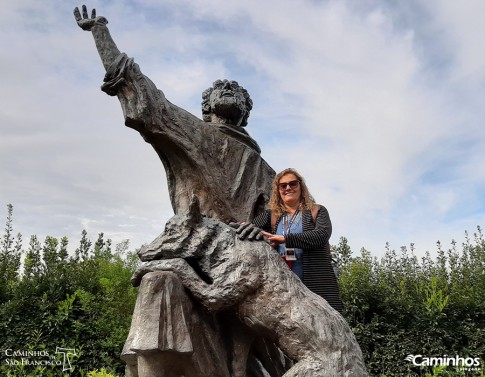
74, 5, 108, 31
229, 222, 263, 241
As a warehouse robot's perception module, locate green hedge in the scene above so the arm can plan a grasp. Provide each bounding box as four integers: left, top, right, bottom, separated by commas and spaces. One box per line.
0, 205, 137, 376
333, 232, 485, 376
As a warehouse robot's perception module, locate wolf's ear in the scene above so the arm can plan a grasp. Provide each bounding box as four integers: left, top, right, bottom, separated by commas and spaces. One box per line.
186, 194, 203, 227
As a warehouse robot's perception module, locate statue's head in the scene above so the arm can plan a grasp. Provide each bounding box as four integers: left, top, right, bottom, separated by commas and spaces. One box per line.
201, 79, 253, 128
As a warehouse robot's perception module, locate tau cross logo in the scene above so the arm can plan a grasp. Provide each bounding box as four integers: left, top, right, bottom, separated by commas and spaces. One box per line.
55, 347, 77, 372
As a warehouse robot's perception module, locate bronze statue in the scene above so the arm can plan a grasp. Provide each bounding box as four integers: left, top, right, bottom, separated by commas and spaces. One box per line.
74, 5, 367, 377
74, 5, 281, 377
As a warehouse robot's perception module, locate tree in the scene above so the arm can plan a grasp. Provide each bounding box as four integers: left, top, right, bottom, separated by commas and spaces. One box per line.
23, 235, 42, 279
0, 204, 22, 301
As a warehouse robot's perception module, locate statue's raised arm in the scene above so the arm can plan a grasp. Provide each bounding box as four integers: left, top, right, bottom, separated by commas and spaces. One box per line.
74, 5, 275, 223
74, 5, 120, 71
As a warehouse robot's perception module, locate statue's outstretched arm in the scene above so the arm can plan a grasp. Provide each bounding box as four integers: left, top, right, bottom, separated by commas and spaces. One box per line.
74, 5, 121, 71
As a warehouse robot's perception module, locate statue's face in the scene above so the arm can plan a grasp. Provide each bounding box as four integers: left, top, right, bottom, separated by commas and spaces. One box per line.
209, 80, 246, 125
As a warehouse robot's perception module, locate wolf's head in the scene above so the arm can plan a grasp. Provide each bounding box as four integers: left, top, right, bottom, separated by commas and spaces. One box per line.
138, 195, 236, 280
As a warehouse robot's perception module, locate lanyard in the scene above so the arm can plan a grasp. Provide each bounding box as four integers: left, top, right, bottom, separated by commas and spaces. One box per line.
282, 210, 300, 237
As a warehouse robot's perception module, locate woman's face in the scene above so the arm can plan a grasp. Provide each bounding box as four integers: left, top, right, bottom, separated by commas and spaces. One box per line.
278, 173, 302, 206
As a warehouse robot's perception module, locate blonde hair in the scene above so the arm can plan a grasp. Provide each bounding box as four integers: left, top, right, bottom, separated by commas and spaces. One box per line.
268, 168, 315, 217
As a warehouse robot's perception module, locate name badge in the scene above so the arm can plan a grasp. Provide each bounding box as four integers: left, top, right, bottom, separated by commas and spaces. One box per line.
285, 247, 297, 261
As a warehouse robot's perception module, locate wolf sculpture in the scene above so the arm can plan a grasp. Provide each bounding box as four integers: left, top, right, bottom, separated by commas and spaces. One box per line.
132, 197, 368, 377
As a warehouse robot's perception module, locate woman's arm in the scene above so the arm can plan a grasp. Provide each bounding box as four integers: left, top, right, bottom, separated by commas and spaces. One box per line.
285, 206, 332, 250
251, 210, 272, 231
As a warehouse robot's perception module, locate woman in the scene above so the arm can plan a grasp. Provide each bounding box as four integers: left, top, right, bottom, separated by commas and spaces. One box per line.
241, 168, 343, 313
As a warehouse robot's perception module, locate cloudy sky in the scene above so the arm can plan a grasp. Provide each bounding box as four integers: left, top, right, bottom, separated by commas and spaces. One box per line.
1, 0, 484, 258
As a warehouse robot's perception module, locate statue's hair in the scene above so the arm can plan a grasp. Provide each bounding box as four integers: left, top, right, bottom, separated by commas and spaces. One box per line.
268, 168, 316, 217
201, 80, 253, 128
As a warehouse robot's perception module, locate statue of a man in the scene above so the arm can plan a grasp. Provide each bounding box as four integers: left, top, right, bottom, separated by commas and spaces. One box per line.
74, 6, 282, 377
74, 6, 275, 224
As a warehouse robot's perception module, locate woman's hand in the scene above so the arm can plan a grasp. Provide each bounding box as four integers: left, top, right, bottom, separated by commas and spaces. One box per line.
261, 231, 285, 248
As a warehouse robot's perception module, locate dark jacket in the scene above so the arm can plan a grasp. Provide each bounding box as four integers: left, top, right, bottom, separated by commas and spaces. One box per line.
252, 205, 343, 313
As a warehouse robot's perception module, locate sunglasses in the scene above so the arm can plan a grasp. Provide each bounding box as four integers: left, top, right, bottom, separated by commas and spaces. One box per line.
278, 180, 300, 190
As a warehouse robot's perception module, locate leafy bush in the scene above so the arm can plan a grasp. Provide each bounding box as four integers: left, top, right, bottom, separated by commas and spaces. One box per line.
333, 230, 485, 376
86, 368, 121, 377
0, 205, 138, 377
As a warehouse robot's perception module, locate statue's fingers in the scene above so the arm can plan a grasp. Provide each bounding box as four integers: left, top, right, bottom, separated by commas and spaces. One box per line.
255, 232, 263, 241
228, 222, 240, 229
91, 8, 96, 19
239, 224, 256, 239
247, 227, 261, 241
237, 224, 250, 239
238, 225, 250, 237
73, 7, 82, 21
235, 222, 251, 234
82, 4, 88, 19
